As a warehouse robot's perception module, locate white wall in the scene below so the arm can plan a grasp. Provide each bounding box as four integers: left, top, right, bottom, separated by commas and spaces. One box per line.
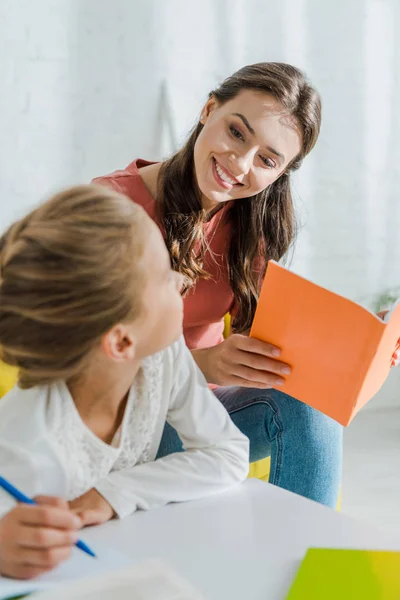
1, 0, 400, 405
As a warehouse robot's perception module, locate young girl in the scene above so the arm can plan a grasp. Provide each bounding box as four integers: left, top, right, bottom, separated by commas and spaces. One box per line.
0, 185, 249, 580
93, 62, 343, 507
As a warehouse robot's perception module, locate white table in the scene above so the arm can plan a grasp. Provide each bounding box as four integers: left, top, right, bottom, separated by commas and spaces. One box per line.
83, 480, 400, 600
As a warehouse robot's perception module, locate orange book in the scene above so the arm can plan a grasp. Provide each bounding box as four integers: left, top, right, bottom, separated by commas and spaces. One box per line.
250, 261, 400, 426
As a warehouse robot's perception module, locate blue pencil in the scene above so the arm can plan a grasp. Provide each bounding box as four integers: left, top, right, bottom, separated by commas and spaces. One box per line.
0, 475, 96, 558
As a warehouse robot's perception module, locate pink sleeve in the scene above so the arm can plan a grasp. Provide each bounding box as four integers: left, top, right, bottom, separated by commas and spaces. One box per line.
91, 175, 124, 194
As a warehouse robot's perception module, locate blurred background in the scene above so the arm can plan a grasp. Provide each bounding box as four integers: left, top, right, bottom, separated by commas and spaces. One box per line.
0, 0, 399, 530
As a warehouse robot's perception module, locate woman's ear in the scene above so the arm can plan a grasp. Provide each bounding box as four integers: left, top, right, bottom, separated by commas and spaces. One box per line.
200, 95, 218, 125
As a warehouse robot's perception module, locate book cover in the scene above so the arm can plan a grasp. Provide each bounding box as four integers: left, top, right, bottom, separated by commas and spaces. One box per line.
250, 261, 400, 425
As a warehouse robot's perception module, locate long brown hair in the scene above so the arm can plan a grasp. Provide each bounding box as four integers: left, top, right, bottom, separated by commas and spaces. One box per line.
158, 62, 321, 332
0, 185, 146, 388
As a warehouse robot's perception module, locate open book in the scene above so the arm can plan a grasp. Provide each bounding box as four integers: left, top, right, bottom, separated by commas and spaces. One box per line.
0, 554, 204, 600
250, 261, 400, 426
30, 560, 204, 600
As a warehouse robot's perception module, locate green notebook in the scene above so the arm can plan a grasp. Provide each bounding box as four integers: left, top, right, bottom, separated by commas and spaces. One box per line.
286, 548, 400, 600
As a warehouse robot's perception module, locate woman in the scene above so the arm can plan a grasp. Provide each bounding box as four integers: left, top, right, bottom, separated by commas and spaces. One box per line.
94, 62, 342, 507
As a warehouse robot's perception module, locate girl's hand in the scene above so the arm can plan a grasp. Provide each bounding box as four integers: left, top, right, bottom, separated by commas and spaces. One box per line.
193, 334, 291, 388
69, 488, 115, 527
0, 496, 80, 580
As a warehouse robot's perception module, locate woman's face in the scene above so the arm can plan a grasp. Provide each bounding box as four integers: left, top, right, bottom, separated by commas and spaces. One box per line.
193, 90, 302, 210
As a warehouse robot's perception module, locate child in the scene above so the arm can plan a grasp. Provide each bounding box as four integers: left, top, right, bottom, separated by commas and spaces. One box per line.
0, 185, 249, 580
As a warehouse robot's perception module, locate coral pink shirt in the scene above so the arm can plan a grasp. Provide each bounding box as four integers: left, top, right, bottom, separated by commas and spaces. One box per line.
93, 159, 234, 350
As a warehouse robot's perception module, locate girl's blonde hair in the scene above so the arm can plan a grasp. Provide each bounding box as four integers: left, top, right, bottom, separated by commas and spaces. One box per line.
0, 184, 147, 389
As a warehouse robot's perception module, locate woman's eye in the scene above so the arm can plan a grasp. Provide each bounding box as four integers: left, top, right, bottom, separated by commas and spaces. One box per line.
260, 155, 275, 169
229, 125, 244, 141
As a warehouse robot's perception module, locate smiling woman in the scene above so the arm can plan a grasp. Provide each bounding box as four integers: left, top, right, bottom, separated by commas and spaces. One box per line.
194, 91, 301, 211
93, 62, 343, 508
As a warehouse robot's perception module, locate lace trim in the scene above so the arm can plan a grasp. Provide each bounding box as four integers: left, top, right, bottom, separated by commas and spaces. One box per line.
115, 350, 164, 469
51, 404, 118, 500
51, 350, 164, 500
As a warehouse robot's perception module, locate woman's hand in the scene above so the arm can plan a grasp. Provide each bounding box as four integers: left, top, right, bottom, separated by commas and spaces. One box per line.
377, 310, 400, 367
391, 342, 400, 367
192, 334, 291, 388
0, 496, 80, 580
69, 489, 115, 527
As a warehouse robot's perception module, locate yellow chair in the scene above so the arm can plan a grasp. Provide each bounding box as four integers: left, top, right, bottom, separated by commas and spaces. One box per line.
224, 314, 341, 508
0, 360, 18, 398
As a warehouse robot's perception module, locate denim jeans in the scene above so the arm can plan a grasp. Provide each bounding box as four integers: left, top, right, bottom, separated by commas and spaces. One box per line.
156, 386, 343, 508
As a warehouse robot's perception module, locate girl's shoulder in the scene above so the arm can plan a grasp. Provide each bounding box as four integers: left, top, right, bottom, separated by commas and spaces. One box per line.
0, 385, 69, 508
0, 384, 63, 445
142, 337, 189, 396
142, 337, 183, 381
157, 336, 187, 367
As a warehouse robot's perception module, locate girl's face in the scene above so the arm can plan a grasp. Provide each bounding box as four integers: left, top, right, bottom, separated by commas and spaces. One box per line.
91, 216, 184, 373
133, 219, 185, 359
193, 90, 302, 211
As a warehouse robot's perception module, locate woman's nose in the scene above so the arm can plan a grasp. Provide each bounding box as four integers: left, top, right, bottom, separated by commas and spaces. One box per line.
229, 150, 254, 176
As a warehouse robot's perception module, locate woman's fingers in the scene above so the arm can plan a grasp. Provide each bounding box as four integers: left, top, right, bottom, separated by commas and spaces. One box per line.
231, 335, 291, 380
231, 364, 285, 387
209, 333, 292, 387
231, 334, 291, 373
204, 334, 290, 387
236, 349, 291, 375
235, 334, 282, 358
377, 309, 389, 320
223, 374, 275, 389
390, 341, 400, 367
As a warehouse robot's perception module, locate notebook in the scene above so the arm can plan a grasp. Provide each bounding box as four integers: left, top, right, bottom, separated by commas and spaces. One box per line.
286, 548, 400, 599
250, 261, 400, 425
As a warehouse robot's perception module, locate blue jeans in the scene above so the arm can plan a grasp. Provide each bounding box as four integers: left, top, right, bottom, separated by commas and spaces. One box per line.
157, 387, 343, 508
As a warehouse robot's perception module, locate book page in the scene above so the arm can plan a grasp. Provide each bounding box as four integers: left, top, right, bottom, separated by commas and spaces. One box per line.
0, 543, 132, 599
28, 560, 204, 600
354, 302, 400, 416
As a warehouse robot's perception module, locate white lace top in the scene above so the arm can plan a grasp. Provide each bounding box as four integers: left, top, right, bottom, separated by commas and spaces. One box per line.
0, 337, 248, 519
